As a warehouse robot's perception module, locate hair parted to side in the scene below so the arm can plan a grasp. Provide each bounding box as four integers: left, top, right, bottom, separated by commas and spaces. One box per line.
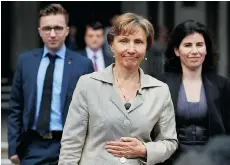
165, 20, 217, 73
39, 3, 69, 25
107, 12, 154, 51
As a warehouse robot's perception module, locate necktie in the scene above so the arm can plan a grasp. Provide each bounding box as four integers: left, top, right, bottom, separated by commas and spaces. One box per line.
36, 53, 57, 136
92, 54, 98, 71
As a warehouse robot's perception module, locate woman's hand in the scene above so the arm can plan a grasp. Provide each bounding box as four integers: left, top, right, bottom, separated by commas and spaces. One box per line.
105, 137, 147, 158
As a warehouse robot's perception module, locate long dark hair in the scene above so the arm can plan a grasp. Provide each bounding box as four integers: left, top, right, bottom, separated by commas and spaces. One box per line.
165, 20, 217, 73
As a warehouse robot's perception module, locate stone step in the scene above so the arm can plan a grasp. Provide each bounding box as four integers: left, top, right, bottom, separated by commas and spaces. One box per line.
1, 85, 11, 111
2, 142, 8, 157
1, 78, 9, 84
1, 142, 12, 165
1, 102, 10, 110
1, 159, 12, 165
1, 93, 10, 100
1, 86, 12, 93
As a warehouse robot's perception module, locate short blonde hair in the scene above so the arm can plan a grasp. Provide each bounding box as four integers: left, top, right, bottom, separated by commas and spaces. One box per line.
107, 13, 154, 51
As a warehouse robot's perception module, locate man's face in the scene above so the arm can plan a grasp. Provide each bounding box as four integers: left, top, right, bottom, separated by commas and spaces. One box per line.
84, 27, 104, 51
38, 14, 69, 52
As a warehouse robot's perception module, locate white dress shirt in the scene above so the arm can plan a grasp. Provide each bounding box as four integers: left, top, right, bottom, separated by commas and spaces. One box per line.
86, 46, 105, 71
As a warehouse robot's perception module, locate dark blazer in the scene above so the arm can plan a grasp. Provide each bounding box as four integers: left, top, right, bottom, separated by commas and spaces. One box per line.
8, 48, 94, 158
78, 49, 114, 67
155, 72, 230, 165
162, 72, 230, 136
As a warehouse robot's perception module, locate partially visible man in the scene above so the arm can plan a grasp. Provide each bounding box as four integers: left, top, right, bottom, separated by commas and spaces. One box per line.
145, 25, 169, 77
79, 21, 113, 72
66, 25, 79, 51
8, 3, 94, 165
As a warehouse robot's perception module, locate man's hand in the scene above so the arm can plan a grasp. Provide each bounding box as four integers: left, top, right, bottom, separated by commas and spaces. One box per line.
105, 137, 147, 158
10, 155, 20, 164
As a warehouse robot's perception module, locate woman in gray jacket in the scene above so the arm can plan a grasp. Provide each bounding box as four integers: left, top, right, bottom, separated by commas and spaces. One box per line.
58, 12, 178, 165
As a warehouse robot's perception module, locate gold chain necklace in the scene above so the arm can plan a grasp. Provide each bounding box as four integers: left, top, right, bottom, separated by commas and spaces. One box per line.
114, 69, 140, 110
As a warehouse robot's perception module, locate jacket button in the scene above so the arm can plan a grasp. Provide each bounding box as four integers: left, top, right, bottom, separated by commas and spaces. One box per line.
124, 120, 130, 126
120, 157, 126, 163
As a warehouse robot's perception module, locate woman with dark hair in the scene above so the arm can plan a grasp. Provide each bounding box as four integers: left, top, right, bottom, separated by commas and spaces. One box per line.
165, 20, 217, 73
157, 20, 230, 165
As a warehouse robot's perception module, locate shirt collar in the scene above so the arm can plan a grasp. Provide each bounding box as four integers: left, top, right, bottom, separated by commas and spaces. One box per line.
90, 64, 163, 91
86, 46, 103, 58
43, 44, 66, 59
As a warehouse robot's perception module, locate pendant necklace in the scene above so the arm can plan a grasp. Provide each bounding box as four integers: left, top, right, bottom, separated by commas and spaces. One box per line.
114, 69, 139, 110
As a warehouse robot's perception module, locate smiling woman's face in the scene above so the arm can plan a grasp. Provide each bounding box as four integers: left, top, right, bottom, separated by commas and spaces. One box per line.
174, 32, 207, 71
110, 27, 147, 70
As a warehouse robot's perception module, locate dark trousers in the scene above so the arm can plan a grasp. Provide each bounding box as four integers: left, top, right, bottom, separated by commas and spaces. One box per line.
18, 130, 62, 165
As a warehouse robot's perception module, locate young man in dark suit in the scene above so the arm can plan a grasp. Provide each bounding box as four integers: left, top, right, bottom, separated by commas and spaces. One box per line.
79, 21, 113, 72
8, 3, 94, 165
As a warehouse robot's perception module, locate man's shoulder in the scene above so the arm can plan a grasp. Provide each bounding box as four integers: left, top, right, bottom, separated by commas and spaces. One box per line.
75, 49, 86, 56
67, 48, 90, 62
20, 48, 42, 55
18, 48, 43, 60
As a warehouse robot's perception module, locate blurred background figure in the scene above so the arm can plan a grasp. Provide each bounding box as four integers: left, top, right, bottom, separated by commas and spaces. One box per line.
202, 136, 230, 165
78, 21, 113, 72
103, 14, 119, 57
66, 25, 79, 51
154, 25, 169, 53
145, 25, 169, 76
173, 150, 214, 165
174, 136, 230, 165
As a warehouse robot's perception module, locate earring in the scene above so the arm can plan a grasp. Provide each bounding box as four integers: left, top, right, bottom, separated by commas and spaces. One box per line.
145, 57, 147, 60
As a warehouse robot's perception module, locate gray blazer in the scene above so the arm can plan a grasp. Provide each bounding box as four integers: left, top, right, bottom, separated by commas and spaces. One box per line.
59, 64, 178, 165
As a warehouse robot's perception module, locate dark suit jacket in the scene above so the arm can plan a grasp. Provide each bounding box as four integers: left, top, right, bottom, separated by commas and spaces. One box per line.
8, 48, 94, 158
155, 72, 230, 165
78, 49, 114, 67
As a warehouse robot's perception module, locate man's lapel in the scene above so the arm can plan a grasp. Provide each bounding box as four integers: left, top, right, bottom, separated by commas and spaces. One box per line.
28, 49, 43, 128
60, 49, 73, 111
33, 49, 44, 78
31, 49, 43, 92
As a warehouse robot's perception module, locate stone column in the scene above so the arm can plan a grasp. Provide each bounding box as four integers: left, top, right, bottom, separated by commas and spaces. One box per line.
217, 1, 228, 77
175, 1, 206, 25
158, 1, 164, 25
121, 2, 149, 72
121, 1, 148, 17
10, 1, 40, 72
